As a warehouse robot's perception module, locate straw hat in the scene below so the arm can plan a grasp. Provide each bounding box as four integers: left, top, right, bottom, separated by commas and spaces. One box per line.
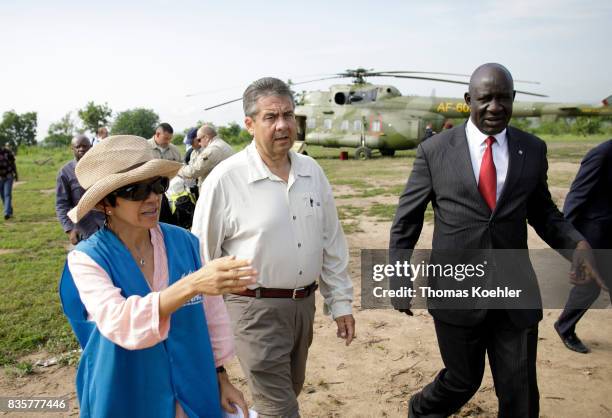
68, 135, 182, 223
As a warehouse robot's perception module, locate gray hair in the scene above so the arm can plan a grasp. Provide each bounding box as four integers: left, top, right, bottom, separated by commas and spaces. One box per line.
242, 77, 294, 117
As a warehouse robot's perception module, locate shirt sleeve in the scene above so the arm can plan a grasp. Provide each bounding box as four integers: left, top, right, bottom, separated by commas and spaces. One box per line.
67, 250, 171, 350
55, 169, 75, 232
317, 168, 354, 319
202, 295, 235, 366
179, 147, 217, 181
191, 173, 227, 263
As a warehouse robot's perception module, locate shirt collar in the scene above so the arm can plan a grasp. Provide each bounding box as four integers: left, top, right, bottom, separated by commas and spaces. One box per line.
245, 140, 312, 184
466, 118, 507, 148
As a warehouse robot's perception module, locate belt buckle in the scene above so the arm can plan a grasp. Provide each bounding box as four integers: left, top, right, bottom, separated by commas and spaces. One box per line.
292, 287, 305, 300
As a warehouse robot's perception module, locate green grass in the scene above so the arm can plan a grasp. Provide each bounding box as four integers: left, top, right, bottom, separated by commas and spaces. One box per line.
0, 146, 78, 366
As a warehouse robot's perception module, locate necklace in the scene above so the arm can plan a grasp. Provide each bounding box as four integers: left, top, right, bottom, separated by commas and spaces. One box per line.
133, 246, 146, 267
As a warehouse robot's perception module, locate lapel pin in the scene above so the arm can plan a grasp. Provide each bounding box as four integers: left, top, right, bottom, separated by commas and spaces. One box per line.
518, 150, 523, 155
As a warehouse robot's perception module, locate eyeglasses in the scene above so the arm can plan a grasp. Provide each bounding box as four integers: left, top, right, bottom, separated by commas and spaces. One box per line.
112, 177, 169, 201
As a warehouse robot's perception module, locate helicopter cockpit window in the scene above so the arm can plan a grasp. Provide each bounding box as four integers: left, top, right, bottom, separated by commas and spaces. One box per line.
323, 119, 332, 130
353, 120, 361, 131
347, 89, 377, 105
340, 120, 349, 131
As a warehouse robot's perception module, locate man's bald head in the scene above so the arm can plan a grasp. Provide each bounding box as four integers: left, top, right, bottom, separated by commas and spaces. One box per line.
197, 125, 218, 147
71, 134, 92, 161
464, 63, 516, 135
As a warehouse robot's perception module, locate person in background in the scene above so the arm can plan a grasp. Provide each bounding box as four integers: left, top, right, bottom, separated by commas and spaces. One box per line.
555, 139, 612, 353
422, 123, 435, 141
148, 123, 181, 223
184, 128, 200, 163
56, 135, 105, 244
91, 127, 109, 147
0, 143, 17, 220
149, 122, 181, 162
184, 127, 198, 156
177, 125, 234, 193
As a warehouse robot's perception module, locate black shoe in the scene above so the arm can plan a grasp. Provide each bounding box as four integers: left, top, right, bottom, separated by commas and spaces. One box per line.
3, 214, 11, 220
555, 322, 589, 353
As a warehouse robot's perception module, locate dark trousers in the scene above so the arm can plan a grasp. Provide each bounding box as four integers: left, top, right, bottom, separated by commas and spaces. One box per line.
410, 310, 539, 418
557, 259, 612, 336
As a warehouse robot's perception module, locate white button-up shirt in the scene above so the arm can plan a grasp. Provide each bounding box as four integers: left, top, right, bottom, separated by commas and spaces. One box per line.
191, 141, 353, 318
465, 118, 509, 202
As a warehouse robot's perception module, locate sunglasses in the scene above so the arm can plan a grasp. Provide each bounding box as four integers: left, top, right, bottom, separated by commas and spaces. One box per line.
112, 177, 169, 201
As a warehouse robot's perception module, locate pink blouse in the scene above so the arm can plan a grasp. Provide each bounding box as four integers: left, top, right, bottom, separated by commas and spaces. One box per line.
67, 225, 235, 366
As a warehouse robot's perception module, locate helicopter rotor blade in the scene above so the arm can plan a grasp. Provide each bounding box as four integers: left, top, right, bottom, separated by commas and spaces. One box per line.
387, 75, 547, 97
204, 97, 243, 111
292, 76, 347, 85
361, 71, 540, 85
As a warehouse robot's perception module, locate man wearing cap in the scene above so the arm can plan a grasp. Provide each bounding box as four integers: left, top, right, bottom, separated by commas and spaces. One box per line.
148, 122, 181, 162
56, 134, 105, 245
192, 77, 355, 418
183, 127, 200, 162
177, 125, 234, 192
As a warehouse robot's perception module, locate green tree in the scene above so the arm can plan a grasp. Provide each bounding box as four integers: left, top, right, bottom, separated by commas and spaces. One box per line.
111, 108, 159, 138
43, 112, 77, 147
0, 110, 37, 150
218, 122, 251, 145
78, 102, 113, 135
172, 133, 185, 146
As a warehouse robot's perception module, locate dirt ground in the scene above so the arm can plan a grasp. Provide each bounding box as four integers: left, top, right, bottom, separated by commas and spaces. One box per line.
1, 161, 611, 418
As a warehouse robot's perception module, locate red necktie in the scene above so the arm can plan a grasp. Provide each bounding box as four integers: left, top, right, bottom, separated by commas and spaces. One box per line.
479, 136, 497, 210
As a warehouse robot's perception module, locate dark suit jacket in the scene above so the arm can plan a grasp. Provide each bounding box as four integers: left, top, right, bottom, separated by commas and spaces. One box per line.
563, 140, 612, 249
389, 123, 583, 328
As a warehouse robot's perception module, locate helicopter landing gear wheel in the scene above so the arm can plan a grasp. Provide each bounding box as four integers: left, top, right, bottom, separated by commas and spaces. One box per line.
355, 146, 372, 160
380, 148, 395, 157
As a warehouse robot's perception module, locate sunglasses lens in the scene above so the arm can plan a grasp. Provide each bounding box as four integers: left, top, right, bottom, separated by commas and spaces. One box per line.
115, 177, 169, 201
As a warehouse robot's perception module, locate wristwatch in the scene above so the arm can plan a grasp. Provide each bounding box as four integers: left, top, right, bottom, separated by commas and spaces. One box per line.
216, 365, 226, 374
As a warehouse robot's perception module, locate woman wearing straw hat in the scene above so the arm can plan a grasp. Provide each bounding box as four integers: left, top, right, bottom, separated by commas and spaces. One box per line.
59, 135, 256, 418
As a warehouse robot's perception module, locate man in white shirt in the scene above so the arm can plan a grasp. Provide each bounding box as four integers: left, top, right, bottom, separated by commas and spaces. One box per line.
192, 77, 355, 418
177, 125, 234, 192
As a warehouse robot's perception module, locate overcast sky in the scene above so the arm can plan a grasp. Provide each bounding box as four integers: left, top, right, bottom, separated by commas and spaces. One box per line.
1, 0, 610, 140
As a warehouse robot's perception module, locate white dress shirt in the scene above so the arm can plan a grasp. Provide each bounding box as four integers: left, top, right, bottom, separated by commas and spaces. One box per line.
191, 141, 353, 318
465, 118, 509, 202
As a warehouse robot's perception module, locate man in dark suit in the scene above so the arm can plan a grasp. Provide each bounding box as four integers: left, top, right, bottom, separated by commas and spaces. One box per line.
389, 63, 604, 417
555, 139, 612, 353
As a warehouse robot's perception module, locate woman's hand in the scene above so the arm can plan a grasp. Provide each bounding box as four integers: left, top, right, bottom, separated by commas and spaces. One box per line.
159, 256, 257, 319
189, 256, 257, 296
218, 371, 249, 417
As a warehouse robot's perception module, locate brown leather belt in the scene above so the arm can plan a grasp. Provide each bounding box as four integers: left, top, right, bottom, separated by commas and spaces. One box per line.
233, 282, 318, 299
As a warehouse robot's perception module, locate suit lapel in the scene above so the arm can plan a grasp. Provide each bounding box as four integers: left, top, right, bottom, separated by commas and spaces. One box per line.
449, 124, 490, 212
494, 128, 525, 215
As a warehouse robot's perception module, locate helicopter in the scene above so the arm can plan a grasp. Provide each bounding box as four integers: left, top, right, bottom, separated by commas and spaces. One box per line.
205, 68, 612, 159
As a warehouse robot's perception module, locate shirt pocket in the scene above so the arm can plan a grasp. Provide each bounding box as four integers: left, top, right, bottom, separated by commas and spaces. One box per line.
297, 192, 324, 253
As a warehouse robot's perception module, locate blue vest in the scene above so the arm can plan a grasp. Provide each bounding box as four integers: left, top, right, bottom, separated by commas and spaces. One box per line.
59, 223, 221, 418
